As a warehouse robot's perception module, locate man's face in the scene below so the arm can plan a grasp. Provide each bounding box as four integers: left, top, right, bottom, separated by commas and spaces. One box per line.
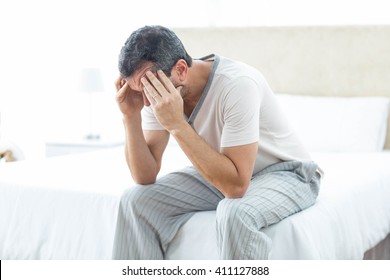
125, 64, 182, 96
124, 63, 155, 94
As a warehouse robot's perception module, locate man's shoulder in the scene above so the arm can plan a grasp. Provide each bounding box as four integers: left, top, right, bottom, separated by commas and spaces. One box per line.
216, 55, 265, 81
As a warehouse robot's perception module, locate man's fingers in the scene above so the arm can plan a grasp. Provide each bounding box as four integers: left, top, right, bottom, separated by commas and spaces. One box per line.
145, 71, 170, 97
142, 90, 151, 107
141, 77, 161, 101
115, 76, 125, 91
157, 70, 177, 93
142, 83, 158, 105
116, 82, 129, 102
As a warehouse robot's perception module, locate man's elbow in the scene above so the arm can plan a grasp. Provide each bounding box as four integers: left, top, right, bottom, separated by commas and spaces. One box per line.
134, 179, 157, 185
129, 165, 160, 185
132, 173, 157, 185
223, 182, 249, 199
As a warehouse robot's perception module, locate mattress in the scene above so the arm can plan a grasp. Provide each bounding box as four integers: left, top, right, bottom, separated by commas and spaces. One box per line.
1, 144, 390, 259
168, 152, 390, 259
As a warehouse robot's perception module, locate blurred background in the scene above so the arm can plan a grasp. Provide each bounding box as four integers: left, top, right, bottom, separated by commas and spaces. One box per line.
1, 0, 389, 159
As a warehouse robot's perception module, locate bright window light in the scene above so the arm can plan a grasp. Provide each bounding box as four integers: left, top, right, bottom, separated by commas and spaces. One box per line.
0, 0, 389, 159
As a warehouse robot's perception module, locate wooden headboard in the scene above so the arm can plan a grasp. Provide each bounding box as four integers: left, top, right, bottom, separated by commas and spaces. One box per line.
173, 26, 390, 149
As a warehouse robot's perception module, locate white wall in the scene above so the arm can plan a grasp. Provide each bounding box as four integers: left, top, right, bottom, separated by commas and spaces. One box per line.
0, 0, 389, 159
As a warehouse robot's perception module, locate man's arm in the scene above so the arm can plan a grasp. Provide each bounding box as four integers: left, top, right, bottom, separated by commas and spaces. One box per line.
123, 116, 169, 184
173, 125, 258, 198
142, 70, 257, 198
115, 76, 169, 184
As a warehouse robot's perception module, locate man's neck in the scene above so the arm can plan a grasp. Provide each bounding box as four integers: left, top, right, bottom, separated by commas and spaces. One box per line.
182, 59, 213, 108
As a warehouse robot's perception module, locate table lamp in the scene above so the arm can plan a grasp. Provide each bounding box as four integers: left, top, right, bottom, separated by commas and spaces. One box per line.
78, 67, 105, 140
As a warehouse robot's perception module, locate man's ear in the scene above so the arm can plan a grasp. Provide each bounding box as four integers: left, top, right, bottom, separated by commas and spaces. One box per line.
172, 59, 188, 81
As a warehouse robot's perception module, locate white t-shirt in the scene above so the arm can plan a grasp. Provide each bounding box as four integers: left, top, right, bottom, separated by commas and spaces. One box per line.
142, 54, 311, 174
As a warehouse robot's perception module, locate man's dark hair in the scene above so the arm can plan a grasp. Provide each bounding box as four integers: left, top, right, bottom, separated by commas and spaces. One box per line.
118, 25, 192, 78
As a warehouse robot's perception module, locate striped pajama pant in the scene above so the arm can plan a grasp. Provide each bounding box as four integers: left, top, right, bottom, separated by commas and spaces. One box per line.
112, 160, 321, 259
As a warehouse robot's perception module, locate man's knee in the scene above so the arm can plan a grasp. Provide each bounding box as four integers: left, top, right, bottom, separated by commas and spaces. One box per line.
217, 199, 253, 226
216, 198, 269, 230
118, 184, 153, 213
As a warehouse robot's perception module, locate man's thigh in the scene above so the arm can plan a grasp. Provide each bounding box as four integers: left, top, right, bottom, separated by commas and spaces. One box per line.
241, 161, 320, 227
125, 166, 224, 216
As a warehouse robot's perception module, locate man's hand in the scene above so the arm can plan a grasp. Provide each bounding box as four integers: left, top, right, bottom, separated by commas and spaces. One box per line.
115, 76, 146, 118
141, 70, 186, 133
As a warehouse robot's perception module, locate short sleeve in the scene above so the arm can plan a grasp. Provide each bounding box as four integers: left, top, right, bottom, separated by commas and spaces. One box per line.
221, 77, 260, 147
141, 106, 165, 131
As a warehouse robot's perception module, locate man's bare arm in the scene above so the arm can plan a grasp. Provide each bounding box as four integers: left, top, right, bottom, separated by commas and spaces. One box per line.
123, 116, 169, 184
142, 70, 257, 198
115, 76, 169, 184
173, 125, 257, 198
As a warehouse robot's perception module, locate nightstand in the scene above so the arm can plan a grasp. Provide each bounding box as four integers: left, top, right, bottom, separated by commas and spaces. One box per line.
45, 138, 124, 157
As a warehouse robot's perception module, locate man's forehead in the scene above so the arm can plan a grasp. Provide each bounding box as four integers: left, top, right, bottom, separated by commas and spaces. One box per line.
125, 65, 154, 89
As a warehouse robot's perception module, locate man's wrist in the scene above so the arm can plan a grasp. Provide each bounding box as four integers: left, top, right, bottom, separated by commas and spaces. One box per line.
169, 121, 192, 137
122, 112, 142, 126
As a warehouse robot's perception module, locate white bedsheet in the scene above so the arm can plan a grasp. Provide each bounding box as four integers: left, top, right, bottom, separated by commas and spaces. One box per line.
168, 152, 390, 259
1, 145, 390, 259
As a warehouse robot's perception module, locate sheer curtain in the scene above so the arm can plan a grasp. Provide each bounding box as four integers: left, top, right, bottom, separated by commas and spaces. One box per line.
0, 0, 388, 159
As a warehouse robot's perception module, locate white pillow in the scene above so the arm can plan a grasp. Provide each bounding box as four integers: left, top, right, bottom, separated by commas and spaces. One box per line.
275, 94, 390, 152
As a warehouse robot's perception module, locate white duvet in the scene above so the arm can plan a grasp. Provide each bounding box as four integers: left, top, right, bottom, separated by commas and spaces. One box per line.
1, 145, 390, 259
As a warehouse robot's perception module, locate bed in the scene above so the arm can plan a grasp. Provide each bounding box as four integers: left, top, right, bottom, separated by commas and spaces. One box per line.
1, 25, 390, 260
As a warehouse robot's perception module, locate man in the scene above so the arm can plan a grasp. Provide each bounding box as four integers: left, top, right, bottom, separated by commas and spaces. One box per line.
112, 25, 321, 260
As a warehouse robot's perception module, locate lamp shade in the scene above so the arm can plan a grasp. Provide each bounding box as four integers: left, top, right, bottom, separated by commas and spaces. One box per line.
78, 68, 104, 93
